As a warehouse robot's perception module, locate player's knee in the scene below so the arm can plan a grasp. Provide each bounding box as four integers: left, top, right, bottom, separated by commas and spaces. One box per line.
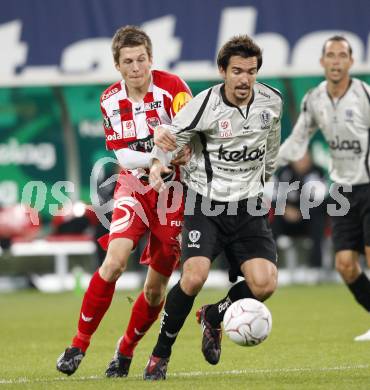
100, 253, 128, 282
180, 257, 210, 295
181, 271, 207, 295
250, 277, 277, 301
143, 284, 165, 306
335, 257, 345, 274
335, 256, 357, 280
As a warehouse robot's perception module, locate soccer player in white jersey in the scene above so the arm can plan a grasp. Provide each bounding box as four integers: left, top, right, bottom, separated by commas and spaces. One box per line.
56, 26, 192, 377
144, 35, 282, 379
278, 36, 370, 341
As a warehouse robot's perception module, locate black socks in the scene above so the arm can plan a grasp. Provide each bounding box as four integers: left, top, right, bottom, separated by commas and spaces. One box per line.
347, 272, 370, 311
205, 280, 257, 328
152, 282, 196, 358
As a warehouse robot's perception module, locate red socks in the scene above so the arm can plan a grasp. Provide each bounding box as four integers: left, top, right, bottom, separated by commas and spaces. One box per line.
119, 291, 164, 357
70, 275, 163, 357
72, 271, 116, 352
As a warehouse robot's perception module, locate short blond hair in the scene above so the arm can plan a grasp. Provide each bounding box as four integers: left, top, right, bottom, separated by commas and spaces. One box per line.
112, 25, 152, 64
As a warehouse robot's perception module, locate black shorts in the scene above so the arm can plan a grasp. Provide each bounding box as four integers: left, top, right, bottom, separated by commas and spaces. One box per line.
331, 183, 370, 253
181, 193, 277, 280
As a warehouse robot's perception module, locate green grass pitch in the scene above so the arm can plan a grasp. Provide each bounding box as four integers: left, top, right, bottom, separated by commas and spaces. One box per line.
0, 284, 369, 389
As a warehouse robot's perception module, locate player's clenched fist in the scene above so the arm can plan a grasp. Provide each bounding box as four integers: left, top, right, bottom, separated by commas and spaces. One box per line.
171, 145, 192, 166
154, 126, 177, 152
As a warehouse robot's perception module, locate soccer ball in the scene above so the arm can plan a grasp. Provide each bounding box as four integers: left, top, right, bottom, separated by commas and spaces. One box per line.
223, 298, 272, 347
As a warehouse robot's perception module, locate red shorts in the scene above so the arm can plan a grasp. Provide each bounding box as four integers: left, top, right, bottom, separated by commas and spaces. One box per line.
100, 172, 184, 277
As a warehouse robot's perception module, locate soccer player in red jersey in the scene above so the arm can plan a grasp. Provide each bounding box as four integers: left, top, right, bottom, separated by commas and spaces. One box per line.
56, 25, 191, 377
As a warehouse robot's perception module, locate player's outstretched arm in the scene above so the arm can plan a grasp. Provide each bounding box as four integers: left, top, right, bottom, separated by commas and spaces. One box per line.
114, 148, 152, 169
265, 116, 281, 182
277, 93, 317, 168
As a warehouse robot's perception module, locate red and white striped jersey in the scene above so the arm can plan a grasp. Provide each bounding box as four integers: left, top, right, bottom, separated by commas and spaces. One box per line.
100, 70, 191, 154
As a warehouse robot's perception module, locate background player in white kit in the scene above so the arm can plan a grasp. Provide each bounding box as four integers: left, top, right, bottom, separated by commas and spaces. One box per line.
278, 36, 370, 341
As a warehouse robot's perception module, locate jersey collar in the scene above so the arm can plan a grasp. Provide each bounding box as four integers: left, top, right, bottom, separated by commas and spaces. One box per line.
326, 78, 353, 104
220, 84, 255, 119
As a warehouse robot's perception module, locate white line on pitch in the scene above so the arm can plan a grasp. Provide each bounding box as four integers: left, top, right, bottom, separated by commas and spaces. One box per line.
0, 364, 368, 385
171, 364, 370, 377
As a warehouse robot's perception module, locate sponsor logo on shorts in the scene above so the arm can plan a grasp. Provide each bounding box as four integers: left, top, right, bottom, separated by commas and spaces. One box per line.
188, 229, 201, 248
110, 196, 149, 233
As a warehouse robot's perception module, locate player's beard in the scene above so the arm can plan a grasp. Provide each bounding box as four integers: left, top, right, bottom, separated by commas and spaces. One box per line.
235, 86, 251, 104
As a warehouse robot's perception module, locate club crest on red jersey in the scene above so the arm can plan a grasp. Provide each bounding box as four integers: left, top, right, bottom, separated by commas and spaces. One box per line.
146, 117, 161, 132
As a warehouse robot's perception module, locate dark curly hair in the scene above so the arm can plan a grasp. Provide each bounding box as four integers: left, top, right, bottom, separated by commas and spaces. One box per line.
217, 35, 263, 71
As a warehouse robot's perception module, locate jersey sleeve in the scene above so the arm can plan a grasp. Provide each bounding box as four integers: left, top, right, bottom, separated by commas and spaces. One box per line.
150, 89, 211, 165
265, 101, 282, 182
361, 81, 370, 126
100, 96, 129, 151
101, 103, 110, 142
171, 88, 212, 150
277, 91, 318, 167
168, 76, 193, 119
114, 148, 151, 169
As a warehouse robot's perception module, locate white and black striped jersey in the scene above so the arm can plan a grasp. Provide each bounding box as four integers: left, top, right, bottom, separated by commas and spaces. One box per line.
278, 78, 370, 185
152, 82, 282, 202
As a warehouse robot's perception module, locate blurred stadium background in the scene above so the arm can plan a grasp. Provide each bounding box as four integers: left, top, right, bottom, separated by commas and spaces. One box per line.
0, 0, 370, 292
